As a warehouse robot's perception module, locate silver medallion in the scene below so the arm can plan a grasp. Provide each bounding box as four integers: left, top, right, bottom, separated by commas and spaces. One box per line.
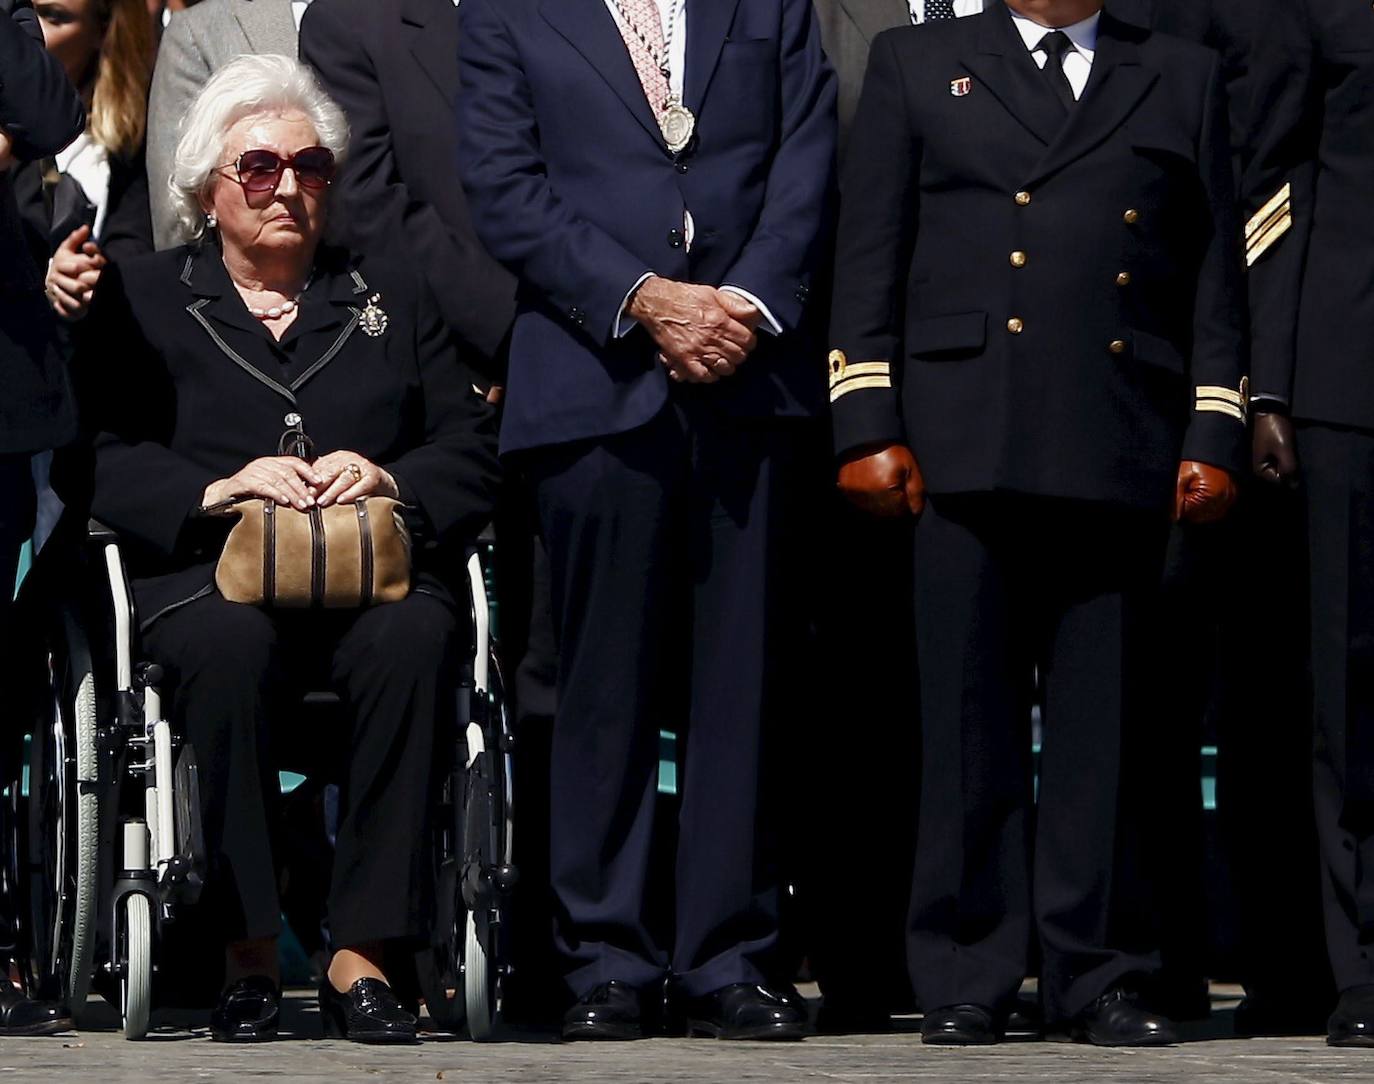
661, 101, 696, 154
359, 293, 389, 338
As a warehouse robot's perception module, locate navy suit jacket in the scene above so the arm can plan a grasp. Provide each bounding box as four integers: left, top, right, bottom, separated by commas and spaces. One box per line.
457, 0, 838, 454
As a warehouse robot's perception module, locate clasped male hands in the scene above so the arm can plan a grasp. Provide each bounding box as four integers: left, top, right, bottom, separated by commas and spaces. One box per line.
628, 275, 760, 383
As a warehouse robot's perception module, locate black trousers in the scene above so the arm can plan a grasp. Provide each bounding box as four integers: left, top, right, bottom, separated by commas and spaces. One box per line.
528, 402, 808, 999
908, 493, 1168, 1024
0, 454, 34, 627
1299, 423, 1374, 994
143, 591, 459, 948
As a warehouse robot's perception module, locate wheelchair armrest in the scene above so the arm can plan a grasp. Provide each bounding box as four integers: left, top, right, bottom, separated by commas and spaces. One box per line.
87, 519, 121, 544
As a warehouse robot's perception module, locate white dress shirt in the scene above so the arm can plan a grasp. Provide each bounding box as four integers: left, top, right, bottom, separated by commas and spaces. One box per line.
908, 0, 983, 24
1009, 9, 1099, 100
54, 131, 112, 242
290, 0, 313, 31
604, 0, 781, 338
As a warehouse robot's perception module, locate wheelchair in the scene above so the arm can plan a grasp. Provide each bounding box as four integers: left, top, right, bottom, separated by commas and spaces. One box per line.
9, 522, 516, 1040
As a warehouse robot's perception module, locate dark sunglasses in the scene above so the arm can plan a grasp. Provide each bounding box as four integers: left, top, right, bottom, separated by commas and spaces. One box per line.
219, 146, 336, 195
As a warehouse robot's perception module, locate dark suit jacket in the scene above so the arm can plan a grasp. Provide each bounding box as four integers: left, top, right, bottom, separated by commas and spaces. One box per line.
64, 244, 501, 624
1243, 0, 1374, 431
814, 0, 911, 158
0, 0, 85, 454
299, 0, 517, 377
457, 0, 838, 455
829, 0, 1246, 512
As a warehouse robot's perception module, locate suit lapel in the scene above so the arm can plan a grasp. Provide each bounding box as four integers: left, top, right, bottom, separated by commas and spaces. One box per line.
233, 0, 298, 56
683, 0, 743, 114
837, 0, 911, 44
959, 1, 1065, 148
401, 0, 460, 110
1024, 17, 1156, 187
540, 0, 664, 148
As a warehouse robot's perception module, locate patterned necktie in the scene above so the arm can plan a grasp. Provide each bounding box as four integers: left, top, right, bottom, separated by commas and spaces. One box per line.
924, 0, 957, 21
612, 0, 670, 117
1036, 30, 1078, 111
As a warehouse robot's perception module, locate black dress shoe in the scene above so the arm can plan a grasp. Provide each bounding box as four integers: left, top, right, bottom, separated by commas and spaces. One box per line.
1328, 985, 1374, 1047
210, 976, 280, 1042
0, 985, 71, 1036
684, 983, 807, 1041
920, 1004, 1000, 1045
319, 977, 418, 1043
562, 980, 644, 1041
1070, 987, 1178, 1047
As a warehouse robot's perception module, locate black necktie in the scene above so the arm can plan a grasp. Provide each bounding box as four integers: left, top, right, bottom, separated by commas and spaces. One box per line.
924, 0, 956, 21
1036, 30, 1077, 112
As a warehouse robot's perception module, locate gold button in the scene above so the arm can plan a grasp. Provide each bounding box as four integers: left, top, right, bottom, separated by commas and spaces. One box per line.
1015, 190, 1032, 206
1109, 339, 1127, 354
1116, 271, 1132, 286
1123, 208, 1140, 225
1010, 251, 1027, 268
1007, 317, 1024, 334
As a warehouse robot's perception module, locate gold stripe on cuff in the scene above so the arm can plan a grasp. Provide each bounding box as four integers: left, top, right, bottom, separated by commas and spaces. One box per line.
829, 359, 890, 388
1246, 211, 1292, 269
1245, 183, 1290, 240
1196, 385, 1244, 407
1196, 400, 1245, 422
830, 374, 892, 402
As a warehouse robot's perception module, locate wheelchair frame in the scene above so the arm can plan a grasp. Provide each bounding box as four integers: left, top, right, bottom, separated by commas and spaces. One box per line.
17, 529, 515, 1040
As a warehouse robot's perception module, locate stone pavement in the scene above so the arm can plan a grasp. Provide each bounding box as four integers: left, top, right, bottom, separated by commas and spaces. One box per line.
2, 990, 1371, 1083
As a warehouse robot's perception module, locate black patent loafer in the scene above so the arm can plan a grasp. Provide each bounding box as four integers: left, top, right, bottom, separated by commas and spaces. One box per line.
210, 975, 280, 1042
1070, 987, 1178, 1047
921, 1003, 1000, 1045
684, 983, 807, 1041
562, 980, 644, 1041
319, 977, 418, 1043
0, 985, 72, 1036
1329, 985, 1374, 1047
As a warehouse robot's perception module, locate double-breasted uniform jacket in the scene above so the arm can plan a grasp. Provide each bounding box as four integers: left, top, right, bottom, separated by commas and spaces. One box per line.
829, 0, 1247, 513
1244, 0, 1374, 431
63, 244, 501, 626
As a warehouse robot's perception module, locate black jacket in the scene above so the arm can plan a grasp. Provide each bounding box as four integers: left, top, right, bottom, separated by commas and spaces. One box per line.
1243, 0, 1374, 431
64, 244, 501, 625
299, 0, 516, 378
829, 0, 1246, 512
0, 0, 85, 454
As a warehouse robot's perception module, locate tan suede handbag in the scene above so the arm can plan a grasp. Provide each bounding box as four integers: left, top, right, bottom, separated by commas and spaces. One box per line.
209, 422, 412, 609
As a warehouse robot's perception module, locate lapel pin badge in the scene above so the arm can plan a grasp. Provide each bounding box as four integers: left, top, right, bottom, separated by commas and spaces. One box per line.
359, 293, 389, 338
950, 76, 973, 97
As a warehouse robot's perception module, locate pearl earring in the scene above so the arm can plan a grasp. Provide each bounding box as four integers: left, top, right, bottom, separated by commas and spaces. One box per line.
206, 212, 218, 229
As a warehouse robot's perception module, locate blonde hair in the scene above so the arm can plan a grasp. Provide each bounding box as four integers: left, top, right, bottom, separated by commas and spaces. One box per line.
88, 0, 155, 159
168, 54, 350, 244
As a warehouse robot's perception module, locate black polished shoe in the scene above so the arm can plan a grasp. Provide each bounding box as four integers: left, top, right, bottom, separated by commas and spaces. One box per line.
1328, 985, 1374, 1047
318, 977, 418, 1043
0, 985, 71, 1036
210, 976, 280, 1042
921, 1004, 1000, 1045
684, 983, 807, 1041
1070, 987, 1179, 1047
562, 980, 644, 1041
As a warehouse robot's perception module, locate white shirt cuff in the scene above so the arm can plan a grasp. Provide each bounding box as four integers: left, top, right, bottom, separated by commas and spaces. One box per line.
615, 272, 657, 339
720, 285, 783, 335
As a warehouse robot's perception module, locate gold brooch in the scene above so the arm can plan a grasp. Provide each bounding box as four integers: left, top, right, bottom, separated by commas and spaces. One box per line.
360, 293, 389, 338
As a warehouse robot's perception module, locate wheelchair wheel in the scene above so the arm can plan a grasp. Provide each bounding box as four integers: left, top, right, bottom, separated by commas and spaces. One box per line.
27, 605, 100, 1022
119, 892, 153, 1039
463, 908, 496, 1040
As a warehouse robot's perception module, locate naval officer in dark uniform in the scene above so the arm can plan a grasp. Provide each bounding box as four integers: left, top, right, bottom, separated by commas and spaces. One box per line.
1243, 0, 1374, 1048
830, 0, 1246, 1046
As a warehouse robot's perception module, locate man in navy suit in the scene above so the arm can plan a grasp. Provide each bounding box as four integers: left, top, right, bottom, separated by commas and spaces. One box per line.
458, 0, 836, 1041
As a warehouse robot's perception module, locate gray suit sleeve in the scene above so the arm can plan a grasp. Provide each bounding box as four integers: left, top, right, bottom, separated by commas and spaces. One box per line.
146, 11, 210, 249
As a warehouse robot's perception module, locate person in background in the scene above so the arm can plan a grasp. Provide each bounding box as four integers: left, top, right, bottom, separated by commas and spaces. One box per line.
0, 0, 85, 1035
146, 0, 304, 249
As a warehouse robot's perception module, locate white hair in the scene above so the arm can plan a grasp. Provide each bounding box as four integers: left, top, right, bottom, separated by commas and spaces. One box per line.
168, 53, 350, 244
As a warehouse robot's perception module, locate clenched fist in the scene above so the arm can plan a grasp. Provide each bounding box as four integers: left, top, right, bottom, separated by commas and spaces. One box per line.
837, 443, 926, 519
1252, 412, 1299, 487
1174, 460, 1239, 524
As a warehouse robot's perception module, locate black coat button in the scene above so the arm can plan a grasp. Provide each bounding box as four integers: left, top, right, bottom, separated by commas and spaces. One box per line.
668, 229, 684, 248
675, 162, 689, 174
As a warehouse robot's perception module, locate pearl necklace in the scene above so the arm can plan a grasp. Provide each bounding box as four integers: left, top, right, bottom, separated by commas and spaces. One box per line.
239, 273, 313, 321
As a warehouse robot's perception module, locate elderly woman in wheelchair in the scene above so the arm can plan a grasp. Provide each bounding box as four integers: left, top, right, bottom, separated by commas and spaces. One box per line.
63, 54, 499, 1042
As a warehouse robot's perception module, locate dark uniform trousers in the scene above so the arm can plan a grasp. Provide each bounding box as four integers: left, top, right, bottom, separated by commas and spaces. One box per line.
527, 399, 808, 999
909, 493, 1169, 1023
1297, 423, 1374, 992
143, 591, 459, 948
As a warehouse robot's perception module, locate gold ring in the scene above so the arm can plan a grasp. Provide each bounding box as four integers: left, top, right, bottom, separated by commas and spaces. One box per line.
346, 463, 363, 482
